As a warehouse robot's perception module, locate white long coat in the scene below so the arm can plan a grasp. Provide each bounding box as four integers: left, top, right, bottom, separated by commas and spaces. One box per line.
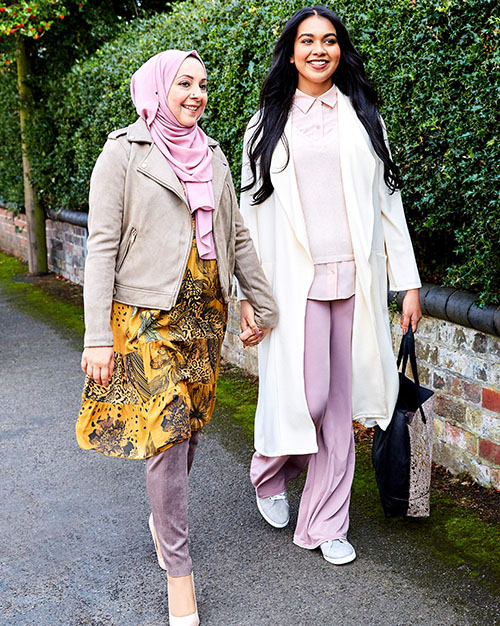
240, 91, 421, 457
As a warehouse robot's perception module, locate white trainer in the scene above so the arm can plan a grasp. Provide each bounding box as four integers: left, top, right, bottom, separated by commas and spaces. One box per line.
320, 538, 357, 565
256, 490, 290, 528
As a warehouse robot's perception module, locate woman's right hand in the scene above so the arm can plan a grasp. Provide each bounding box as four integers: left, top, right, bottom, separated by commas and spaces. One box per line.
239, 299, 271, 347
81, 346, 115, 387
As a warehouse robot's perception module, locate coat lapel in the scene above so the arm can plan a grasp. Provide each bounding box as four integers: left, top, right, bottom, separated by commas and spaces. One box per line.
270, 117, 312, 261
337, 90, 376, 262
270, 96, 378, 265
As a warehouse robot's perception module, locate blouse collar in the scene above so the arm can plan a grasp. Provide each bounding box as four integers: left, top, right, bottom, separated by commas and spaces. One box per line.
293, 84, 338, 114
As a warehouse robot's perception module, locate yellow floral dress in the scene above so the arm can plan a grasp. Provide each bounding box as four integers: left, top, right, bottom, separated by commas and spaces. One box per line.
76, 226, 227, 459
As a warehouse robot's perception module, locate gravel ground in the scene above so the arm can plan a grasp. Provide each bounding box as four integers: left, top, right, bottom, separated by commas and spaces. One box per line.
1, 287, 499, 626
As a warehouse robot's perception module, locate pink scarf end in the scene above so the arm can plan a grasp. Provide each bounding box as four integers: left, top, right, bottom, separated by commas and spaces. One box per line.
195, 207, 216, 260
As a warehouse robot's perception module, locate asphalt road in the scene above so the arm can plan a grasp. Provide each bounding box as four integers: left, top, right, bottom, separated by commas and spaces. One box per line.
1, 287, 499, 626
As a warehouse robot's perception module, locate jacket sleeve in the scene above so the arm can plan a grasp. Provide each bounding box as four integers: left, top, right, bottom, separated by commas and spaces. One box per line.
83, 138, 128, 347
378, 119, 422, 292
229, 165, 278, 329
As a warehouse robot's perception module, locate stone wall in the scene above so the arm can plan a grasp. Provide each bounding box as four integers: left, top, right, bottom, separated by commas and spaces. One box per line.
1, 208, 499, 490
45, 219, 86, 285
221, 295, 260, 376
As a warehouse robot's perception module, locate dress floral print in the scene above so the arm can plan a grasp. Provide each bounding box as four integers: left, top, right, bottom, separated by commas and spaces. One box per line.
76, 230, 227, 459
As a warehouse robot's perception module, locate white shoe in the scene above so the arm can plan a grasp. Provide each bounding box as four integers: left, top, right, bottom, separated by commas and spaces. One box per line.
256, 490, 289, 528
169, 610, 200, 626
320, 538, 356, 565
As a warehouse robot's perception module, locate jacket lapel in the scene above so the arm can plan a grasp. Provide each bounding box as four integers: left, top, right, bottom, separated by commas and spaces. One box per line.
209, 144, 228, 221
137, 143, 187, 204
134, 124, 226, 216
270, 117, 312, 261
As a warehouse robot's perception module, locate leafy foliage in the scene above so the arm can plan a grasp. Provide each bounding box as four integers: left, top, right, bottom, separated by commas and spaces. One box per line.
0, 66, 22, 207
0, 0, 499, 303
0, 0, 168, 211
0, 0, 86, 66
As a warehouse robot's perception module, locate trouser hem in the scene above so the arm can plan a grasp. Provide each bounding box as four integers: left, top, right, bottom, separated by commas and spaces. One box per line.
166, 566, 194, 578
293, 535, 347, 550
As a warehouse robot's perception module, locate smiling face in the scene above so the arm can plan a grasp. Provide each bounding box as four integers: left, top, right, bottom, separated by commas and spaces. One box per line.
167, 56, 208, 126
291, 14, 341, 97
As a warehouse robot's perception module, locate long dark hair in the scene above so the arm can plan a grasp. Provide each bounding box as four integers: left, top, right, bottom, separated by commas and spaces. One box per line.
242, 5, 402, 204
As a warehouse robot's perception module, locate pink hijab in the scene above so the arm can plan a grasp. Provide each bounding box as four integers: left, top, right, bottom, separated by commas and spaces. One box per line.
130, 50, 216, 260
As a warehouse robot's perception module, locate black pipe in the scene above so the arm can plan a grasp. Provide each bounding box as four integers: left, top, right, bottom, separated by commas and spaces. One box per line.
389, 283, 500, 337
47, 208, 88, 229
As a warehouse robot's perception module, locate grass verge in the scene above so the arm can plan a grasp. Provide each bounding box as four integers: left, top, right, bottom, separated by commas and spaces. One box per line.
0, 252, 84, 338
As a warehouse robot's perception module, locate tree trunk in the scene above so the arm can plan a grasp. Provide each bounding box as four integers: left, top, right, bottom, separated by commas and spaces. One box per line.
16, 35, 48, 274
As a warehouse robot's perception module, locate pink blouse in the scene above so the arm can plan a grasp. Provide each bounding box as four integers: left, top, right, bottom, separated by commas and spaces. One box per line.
292, 86, 356, 300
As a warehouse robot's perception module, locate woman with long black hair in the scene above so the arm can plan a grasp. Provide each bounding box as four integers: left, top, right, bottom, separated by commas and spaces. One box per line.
239, 5, 422, 564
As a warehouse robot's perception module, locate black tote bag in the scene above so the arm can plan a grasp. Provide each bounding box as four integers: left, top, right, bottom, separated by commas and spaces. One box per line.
372, 326, 434, 518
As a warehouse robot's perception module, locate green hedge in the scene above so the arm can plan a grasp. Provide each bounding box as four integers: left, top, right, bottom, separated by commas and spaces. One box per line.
1, 0, 499, 303
0, 68, 23, 208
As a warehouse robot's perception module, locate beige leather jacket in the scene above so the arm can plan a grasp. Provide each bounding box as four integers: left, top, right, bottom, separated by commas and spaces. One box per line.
83, 117, 278, 347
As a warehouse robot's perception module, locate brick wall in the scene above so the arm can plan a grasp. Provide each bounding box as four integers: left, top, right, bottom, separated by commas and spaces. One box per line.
0, 208, 28, 259
1, 208, 499, 490
0, 207, 86, 285
390, 316, 500, 490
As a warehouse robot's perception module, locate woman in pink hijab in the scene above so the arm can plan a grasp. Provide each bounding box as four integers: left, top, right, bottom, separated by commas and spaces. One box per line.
77, 50, 277, 625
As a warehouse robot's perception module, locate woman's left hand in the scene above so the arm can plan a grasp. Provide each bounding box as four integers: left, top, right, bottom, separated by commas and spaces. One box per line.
401, 288, 422, 334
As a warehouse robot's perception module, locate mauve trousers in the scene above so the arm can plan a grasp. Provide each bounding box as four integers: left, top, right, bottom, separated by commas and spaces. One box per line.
250, 296, 355, 549
145, 431, 199, 577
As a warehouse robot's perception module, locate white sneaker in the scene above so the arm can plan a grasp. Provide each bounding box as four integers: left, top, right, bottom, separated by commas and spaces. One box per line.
256, 490, 289, 528
320, 538, 356, 565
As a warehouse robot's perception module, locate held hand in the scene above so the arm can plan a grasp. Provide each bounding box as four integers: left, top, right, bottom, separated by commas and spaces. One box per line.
81, 346, 115, 387
239, 299, 271, 347
401, 288, 422, 334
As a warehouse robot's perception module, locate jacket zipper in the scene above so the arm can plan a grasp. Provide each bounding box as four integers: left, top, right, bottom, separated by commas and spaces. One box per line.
170, 206, 194, 302
117, 228, 137, 271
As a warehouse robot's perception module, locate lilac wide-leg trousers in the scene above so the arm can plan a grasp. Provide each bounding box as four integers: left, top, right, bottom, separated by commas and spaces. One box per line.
250, 296, 355, 549
145, 431, 199, 577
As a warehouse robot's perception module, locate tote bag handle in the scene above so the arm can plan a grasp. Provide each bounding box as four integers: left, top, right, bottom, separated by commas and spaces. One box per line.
396, 326, 428, 424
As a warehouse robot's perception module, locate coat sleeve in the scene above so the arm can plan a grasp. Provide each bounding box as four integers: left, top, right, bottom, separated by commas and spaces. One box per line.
228, 161, 278, 329
378, 119, 422, 292
83, 137, 128, 347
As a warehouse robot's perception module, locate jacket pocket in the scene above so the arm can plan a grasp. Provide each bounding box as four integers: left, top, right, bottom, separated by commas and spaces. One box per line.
116, 228, 137, 272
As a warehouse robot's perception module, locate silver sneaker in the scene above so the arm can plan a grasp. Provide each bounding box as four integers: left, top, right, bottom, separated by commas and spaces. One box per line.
256, 490, 289, 528
320, 538, 356, 565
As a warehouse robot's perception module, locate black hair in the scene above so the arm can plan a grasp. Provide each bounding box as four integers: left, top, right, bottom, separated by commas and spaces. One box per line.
242, 5, 402, 204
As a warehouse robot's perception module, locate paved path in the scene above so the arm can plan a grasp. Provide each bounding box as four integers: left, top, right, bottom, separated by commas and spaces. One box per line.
1, 287, 499, 626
